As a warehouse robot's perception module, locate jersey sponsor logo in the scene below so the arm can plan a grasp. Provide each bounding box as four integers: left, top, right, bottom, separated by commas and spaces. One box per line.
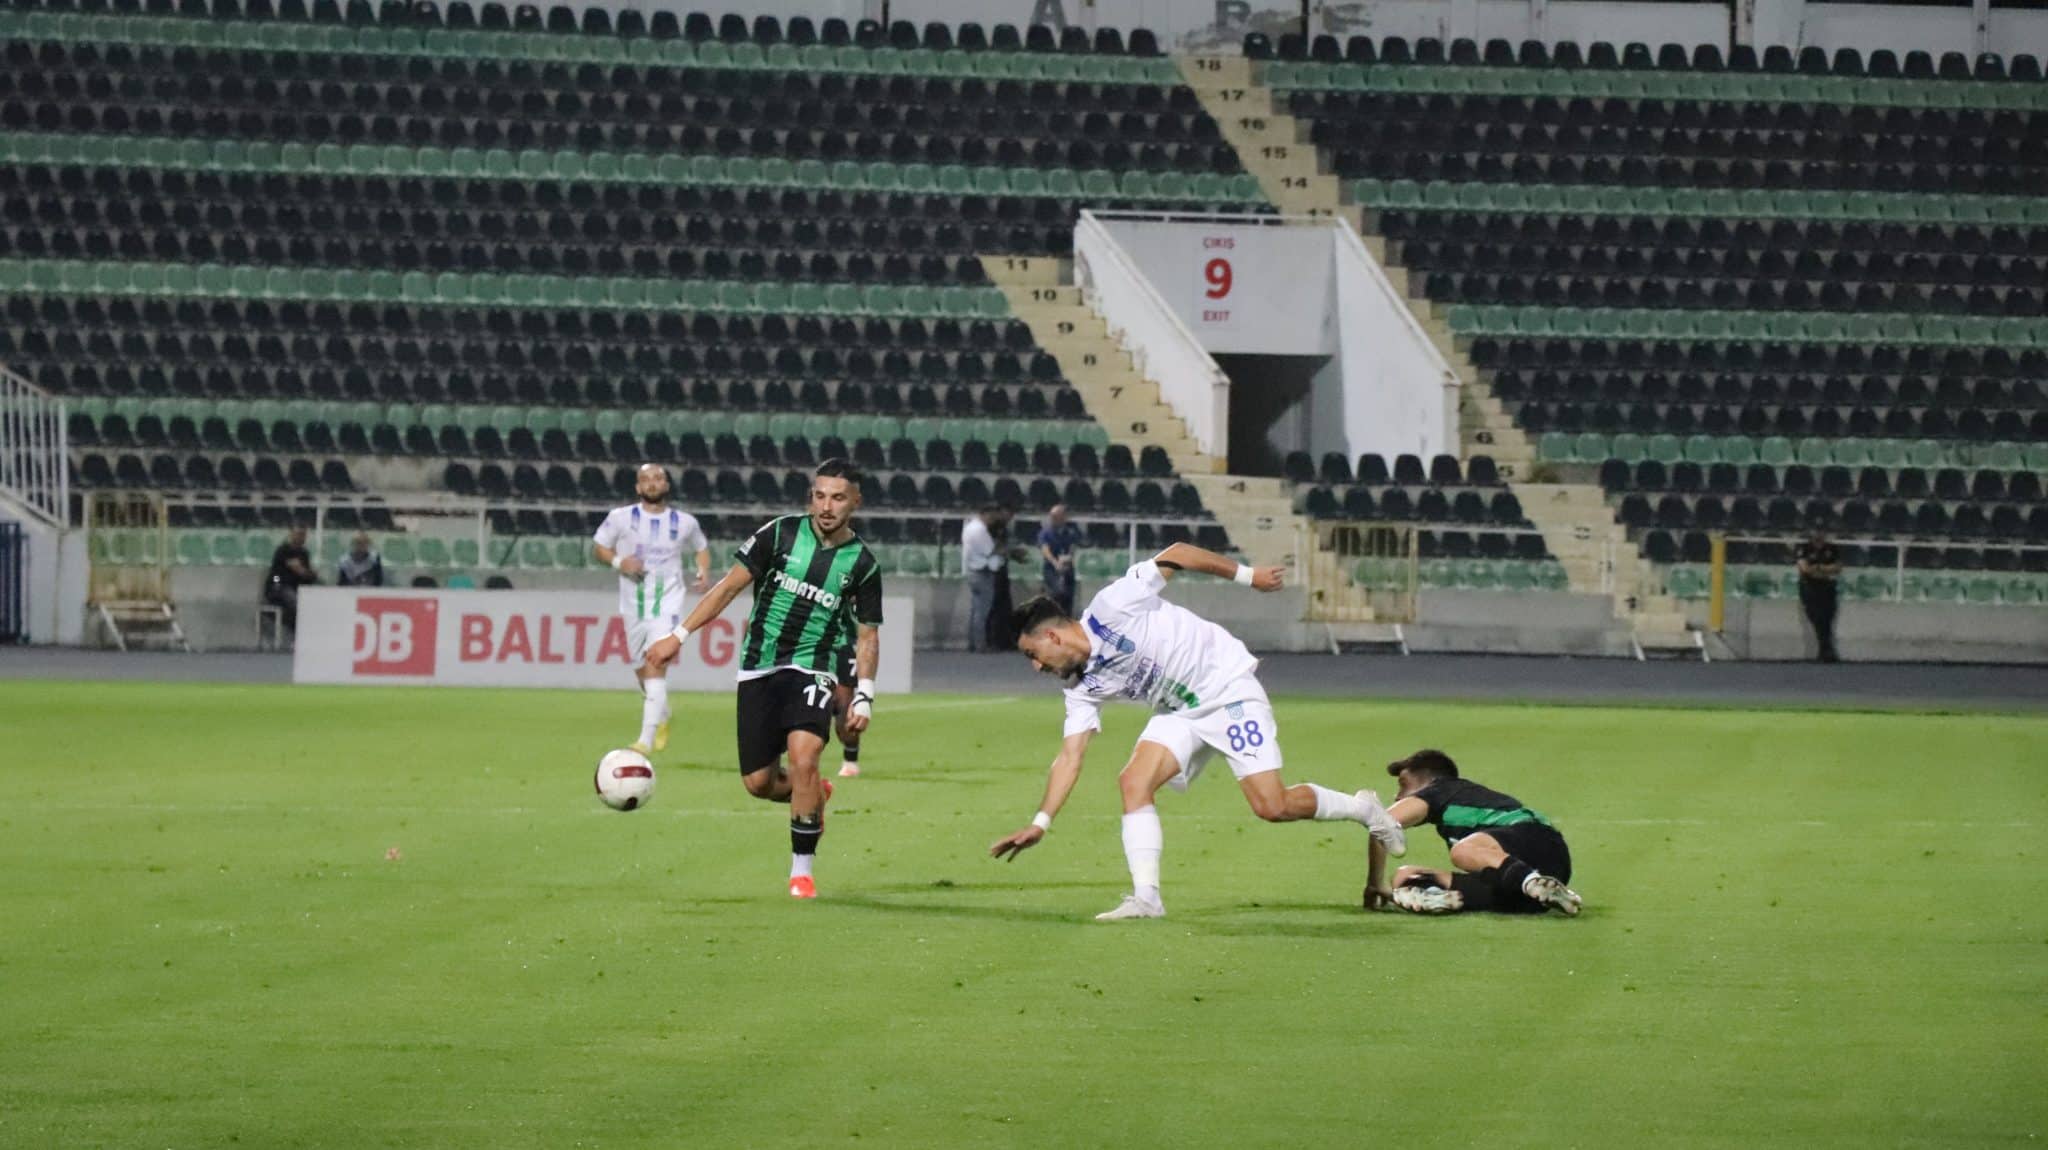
1226, 701, 1244, 720
770, 566, 842, 610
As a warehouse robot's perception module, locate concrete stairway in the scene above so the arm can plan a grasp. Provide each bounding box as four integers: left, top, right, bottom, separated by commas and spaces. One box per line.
980, 254, 1301, 567
1182, 55, 1701, 655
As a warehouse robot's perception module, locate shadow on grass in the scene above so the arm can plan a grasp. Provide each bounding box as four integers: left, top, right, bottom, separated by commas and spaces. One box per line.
819, 881, 1389, 939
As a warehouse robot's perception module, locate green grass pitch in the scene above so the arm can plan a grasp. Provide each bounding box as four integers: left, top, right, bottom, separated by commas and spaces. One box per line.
2, 680, 2044, 1148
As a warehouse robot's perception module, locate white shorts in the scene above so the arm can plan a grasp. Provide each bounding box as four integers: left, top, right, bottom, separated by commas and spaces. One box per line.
624, 592, 686, 664
1138, 684, 1283, 792
626, 616, 683, 664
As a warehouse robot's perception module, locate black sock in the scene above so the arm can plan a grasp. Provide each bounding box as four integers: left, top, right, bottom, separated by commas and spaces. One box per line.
1495, 856, 1536, 901
842, 743, 859, 763
790, 812, 823, 857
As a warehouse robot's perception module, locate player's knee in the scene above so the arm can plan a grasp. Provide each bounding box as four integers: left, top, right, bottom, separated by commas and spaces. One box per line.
1247, 794, 1290, 822
741, 770, 778, 799
1448, 838, 1495, 871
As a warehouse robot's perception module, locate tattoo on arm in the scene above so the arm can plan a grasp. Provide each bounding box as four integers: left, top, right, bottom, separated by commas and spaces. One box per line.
854, 626, 879, 682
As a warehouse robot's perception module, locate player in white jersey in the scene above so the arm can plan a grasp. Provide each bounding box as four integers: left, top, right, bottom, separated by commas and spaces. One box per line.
988, 541, 1409, 921
591, 464, 711, 755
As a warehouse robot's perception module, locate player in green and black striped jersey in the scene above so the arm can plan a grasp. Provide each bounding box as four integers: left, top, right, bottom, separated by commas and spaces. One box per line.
642, 459, 884, 900
1363, 749, 1583, 917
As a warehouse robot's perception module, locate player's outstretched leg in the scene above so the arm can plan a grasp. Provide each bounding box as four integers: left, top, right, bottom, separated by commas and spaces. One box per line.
1097, 741, 1180, 921
632, 669, 671, 754
1237, 773, 1407, 857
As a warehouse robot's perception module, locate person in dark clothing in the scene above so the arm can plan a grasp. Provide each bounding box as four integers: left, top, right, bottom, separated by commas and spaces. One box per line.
264, 526, 319, 633
336, 532, 385, 587
1363, 749, 1581, 916
1037, 504, 1083, 616
1794, 531, 1843, 663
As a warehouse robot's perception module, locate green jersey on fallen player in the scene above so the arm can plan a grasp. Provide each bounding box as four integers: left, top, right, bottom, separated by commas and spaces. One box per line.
733, 513, 884, 680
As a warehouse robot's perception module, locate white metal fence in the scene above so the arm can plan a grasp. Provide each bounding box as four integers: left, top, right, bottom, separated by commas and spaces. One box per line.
0, 366, 69, 527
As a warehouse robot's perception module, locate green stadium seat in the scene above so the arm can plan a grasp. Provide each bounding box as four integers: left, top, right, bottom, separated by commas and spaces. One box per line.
383, 537, 417, 566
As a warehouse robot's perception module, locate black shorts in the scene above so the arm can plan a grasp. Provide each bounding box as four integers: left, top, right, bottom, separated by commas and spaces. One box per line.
833, 646, 856, 689
735, 669, 835, 773
1448, 824, 1572, 914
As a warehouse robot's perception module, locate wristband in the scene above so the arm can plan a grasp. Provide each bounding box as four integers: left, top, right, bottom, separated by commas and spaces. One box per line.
1233, 564, 1255, 586
850, 678, 875, 721
1031, 811, 1054, 832
610, 554, 625, 571
667, 625, 692, 645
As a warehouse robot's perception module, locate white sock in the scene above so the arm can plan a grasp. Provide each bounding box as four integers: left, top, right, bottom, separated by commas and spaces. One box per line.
638, 678, 669, 746
1309, 783, 1372, 824
1122, 805, 1163, 904
790, 854, 813, 880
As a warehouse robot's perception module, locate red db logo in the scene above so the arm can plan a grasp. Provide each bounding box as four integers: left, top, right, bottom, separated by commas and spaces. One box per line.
352, 598, 438, 676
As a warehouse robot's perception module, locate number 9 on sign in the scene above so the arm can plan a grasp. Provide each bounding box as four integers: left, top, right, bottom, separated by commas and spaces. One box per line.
1204, 257, 1233, 299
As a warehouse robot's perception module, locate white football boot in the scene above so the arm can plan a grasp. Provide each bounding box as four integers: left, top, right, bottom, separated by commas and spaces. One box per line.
1354, 789, 1407, 858
1391, 885, 1464, 914
1521, 874, 1583, 917
1093, 893, 1166, 922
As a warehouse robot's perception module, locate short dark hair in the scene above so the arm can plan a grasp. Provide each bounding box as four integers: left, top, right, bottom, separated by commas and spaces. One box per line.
1010, 595, 1070, 639
814, 457, 863, 486
1388, 749, 1459, 781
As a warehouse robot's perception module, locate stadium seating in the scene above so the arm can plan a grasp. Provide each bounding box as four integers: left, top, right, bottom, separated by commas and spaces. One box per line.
1268, 36, 2048, 606
0, 6, 1273, 574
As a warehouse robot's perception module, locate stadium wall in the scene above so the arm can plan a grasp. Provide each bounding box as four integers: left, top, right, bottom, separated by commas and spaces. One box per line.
148, 568, 2048, 662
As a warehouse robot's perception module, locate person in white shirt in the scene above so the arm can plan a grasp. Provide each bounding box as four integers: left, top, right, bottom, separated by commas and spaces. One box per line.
592, 464, 711, 754
988, 541, 1409, 921
960, 505, 1010, 652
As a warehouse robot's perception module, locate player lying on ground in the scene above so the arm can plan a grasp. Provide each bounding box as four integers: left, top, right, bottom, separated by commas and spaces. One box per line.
642, 459, 882, 899
988, 543, 1409, 921
1363, 749, 1582, 916
592, 463, 711, 756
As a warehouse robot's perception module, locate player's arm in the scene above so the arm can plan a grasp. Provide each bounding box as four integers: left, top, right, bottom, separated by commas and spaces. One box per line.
844, 623, 880, 734
1151, 542, 1284, 591
989, 729, 1095, 860
1389, 795, 1430, 827
641, 562, 752, 670
691, 547, 712, 592
1365, 839, 1392, 910
592, 519, 645, 579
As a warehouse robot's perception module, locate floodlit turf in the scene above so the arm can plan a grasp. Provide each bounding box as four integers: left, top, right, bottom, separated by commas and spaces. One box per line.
2, 681, 2045, 1149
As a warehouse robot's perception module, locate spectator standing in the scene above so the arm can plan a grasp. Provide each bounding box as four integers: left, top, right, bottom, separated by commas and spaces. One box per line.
1794, 530, 1843, 663
1037, 504, 1083, 616
336, 532, 385, 587
962, 505, 1006, 651
264, 526, 319, 636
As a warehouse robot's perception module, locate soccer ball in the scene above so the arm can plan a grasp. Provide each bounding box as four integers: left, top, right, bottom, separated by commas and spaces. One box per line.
594, 748, 656, 811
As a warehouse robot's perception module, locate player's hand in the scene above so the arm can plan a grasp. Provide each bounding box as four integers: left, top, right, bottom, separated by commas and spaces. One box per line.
617, 555, 646, 579
643, 632, 681, 672
989, 825, 1045, 861
846, 689, 873, 735
691, 572, 711, 594
1250, 565, 1286, 592
1363, 885, 1396, 911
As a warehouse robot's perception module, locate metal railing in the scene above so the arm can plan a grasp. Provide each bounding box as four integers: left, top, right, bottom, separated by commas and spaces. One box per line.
1702, 534, 2048, 606
114, 492, 1210, 578
0, 365, 69, 527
